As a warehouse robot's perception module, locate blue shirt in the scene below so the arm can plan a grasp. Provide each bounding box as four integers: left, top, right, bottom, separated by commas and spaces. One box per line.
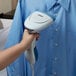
5, 0, 76, 76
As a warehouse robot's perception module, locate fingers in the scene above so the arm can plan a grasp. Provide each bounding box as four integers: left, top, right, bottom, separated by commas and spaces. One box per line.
24, 29, 40, 40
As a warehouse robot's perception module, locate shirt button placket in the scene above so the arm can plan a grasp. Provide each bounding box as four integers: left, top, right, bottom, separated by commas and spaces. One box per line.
52, 28, 59, 76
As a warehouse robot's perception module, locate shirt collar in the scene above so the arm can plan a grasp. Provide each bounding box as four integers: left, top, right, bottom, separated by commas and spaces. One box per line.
58, 0, 70, 11
47, 0, 70, 11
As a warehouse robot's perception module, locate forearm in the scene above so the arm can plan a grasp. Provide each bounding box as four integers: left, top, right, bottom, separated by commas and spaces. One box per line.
0, 42, 26, 70
0, 30, 37, 71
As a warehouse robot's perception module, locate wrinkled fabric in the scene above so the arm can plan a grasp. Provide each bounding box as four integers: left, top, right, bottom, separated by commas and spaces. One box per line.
5, 0, 76, 76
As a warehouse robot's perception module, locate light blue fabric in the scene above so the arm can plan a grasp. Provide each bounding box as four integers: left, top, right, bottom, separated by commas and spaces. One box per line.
5, 0, 76, 76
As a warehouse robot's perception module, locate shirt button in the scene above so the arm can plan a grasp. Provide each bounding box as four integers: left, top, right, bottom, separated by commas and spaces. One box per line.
55, 28, 58, 32
55, 43, 58, 47
53, 57, 58, 63
53, 72, 57, 76
54, 57, 58, 61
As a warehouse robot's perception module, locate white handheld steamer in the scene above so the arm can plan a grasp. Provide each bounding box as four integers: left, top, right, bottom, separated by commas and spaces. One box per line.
24, 11, 53, 76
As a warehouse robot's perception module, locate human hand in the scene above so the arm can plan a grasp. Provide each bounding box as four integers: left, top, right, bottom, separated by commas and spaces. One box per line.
21, 29, 39, 49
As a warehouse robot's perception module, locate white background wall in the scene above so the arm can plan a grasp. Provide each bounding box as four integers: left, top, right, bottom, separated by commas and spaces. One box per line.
0, 0, 12, 13
0, 0, 18, 13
